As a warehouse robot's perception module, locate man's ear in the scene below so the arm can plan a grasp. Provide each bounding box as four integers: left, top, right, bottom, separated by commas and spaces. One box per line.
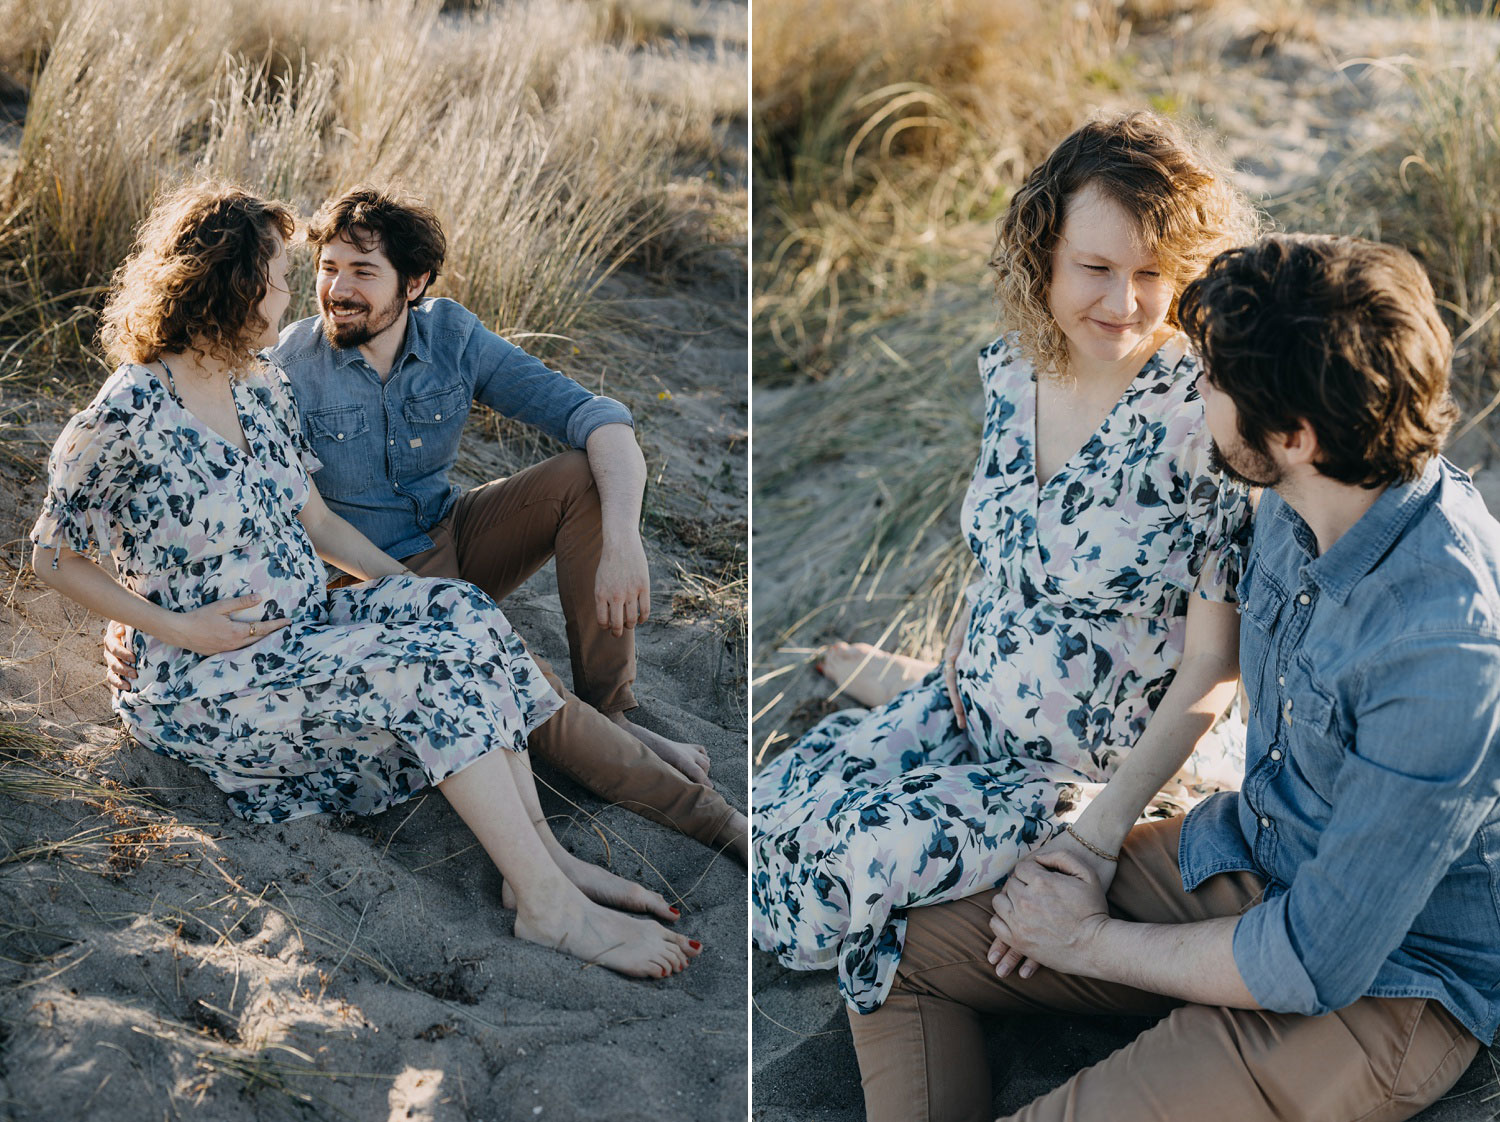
406, 272, 432, 305
1280, 419, 1321, 468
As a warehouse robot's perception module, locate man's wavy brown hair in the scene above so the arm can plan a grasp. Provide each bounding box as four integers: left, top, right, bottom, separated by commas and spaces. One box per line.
303, 185, 446, 304
1179, 234, 1457, 488
990, 112, 1259, 378
100, 181, 296, 370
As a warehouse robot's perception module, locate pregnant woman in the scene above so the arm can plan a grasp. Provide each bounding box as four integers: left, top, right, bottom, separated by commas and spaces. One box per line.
752, 112, 1259, 1012
31, 181, 700, 979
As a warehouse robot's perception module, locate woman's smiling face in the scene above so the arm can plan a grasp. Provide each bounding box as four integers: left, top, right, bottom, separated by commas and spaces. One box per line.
1046, 181, 1174, 376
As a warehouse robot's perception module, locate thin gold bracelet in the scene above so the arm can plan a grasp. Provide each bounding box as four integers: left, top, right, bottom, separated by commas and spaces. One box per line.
1064, 823, 1120, 863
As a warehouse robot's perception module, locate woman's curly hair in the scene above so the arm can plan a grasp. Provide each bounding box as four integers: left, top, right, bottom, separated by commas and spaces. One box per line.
990, 112, 1260, 378
100, 181, 296, 370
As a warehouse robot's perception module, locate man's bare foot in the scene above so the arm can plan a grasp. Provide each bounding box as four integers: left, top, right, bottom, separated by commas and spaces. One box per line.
502, 848, 680, 922
818, 641, 935, 707
610, 712, 712, 784
513, 891, 702, 979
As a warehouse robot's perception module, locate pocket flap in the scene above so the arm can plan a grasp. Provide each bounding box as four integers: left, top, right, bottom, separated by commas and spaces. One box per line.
306, 404, 369, 443
403, 385, 468, 427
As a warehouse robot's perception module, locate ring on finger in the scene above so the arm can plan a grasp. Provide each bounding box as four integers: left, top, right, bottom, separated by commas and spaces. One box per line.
248, 621, 258, 637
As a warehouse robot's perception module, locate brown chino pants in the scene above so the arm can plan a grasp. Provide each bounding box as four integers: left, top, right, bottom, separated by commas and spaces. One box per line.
848, 817, 1479, 1122
399, 452, 741, 857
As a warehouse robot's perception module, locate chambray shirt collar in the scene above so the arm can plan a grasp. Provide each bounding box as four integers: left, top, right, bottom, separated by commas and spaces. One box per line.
1282, 455, 1441, 607
329, 307, 434, 372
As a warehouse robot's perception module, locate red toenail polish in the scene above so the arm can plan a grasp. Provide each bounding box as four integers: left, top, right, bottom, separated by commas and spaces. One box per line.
669, 906, 680, 915
689, 940, 701, 949
661, 967, 669, 978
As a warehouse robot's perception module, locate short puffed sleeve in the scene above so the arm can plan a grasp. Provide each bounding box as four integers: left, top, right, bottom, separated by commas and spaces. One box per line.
254, 364, 323, 474
30, 398, 139, 567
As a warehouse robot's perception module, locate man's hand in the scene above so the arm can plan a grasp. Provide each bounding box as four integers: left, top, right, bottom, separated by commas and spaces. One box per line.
595, 537, 651, 637
104, 619, 137, 692
987, 848, 1111, 980
986, 829, 1119, 978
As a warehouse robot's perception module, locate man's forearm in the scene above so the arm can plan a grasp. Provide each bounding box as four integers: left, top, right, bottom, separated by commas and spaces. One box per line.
585, 423, 647, 546
1085, 915, 1258, 1008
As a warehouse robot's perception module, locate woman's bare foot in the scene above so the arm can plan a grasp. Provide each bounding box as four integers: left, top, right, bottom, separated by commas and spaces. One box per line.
513, 891, 702, 978
502, 847, 680, 922
610, 712, 712, 784
818, 641, 935, 707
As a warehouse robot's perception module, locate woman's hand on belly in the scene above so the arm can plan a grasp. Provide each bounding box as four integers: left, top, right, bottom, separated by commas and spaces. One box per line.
160, 593, 292, 655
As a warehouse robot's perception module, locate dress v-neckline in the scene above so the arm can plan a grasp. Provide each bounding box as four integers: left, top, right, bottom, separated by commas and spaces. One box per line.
1028, 343, 1176, 496
156, 360, 256, 460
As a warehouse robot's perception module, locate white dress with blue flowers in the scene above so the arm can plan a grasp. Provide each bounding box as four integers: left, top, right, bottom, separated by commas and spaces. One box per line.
751, 335, 1253, 1013
31, 363, 563, 823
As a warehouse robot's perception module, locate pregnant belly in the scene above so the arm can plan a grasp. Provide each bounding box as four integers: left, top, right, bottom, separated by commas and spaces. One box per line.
127, 539, 327, 694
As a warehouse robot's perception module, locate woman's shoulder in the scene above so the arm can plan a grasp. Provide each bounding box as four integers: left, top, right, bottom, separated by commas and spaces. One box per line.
1138, 337, 1209, 413
978, 331, 1032, 383
65, 364, 163, 439
1152, 335, 1203, 385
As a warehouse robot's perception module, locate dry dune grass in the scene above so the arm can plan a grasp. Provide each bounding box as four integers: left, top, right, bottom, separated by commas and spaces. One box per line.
753, 0, 1134, 380
0, 0, 740, 390
1300, 51, 1500, 424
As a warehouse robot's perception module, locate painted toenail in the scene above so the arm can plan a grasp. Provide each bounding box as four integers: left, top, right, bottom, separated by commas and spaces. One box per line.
689, 940, 701, 949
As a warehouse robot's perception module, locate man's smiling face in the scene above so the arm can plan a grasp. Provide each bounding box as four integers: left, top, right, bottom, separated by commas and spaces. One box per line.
316, 230, 410, 349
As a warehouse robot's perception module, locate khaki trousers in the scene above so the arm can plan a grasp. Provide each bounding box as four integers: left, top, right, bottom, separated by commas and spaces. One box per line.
400, 452, 741, 857
848, 817, 1479, 1122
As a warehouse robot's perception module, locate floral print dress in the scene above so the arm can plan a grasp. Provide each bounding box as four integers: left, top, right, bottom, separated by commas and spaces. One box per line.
751, 335, 1253, 1013
31, 362, 562, 823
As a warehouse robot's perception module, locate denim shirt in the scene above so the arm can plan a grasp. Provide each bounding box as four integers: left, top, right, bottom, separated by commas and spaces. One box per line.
1179, 457, 1500, 1042
268, 298, 633, 559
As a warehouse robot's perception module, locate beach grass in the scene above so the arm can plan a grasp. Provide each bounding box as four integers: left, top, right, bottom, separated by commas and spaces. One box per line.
0, 0, 744, 395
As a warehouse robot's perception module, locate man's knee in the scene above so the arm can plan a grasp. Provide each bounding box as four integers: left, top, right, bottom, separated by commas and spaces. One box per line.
547, 449, 597, 501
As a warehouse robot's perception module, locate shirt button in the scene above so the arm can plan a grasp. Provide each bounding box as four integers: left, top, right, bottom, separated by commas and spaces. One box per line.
1298, 593, 1311, 605
1277, 675, 1285, 686
389, 439, 395, 445
1284, 698, 1293, 712
434, 412, 442, 420
1269, 749, 1283, 761
336, 432, 345, 440
1259, 816, 1272, 828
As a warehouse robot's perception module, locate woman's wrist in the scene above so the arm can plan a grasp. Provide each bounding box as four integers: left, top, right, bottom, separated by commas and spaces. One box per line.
1064, 823, 1120, 863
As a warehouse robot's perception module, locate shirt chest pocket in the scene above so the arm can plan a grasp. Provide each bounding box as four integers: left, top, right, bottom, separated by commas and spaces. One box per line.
401, 385, 468, 475
1283, 666, 1344, 804
1237, 557, 1286, 700
304, 404, 374, 497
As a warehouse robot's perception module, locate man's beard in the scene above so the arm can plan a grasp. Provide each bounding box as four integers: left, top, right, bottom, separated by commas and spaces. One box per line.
1209, 436, 1282, 488
321, 286, 407, 349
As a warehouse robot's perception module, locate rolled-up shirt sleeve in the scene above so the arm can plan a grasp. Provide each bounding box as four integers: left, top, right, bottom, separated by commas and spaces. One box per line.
1232, 631, 1500, 1014
467, 319, 633, 448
